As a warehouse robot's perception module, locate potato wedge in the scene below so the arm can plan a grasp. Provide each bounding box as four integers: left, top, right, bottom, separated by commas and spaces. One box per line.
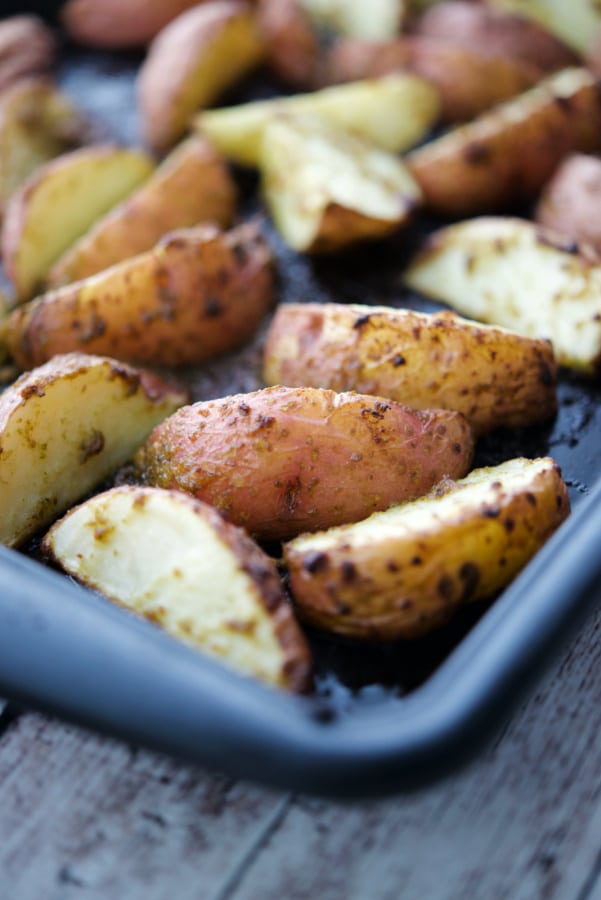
263, 302, 557, 434
534, 154, 601, 259
5, 221, 275, 370
0, 353, 186, 547
324, 36, 543, 123
412, 1, 579, 71
2, 144, 155, 303
47, 136, 237, 288
134, 385, 474, 542
284, 457, 570, 640
42, 486, 311, 691
60, 0, 213, 48
260, 114, 421, 253
0, 16, 56, 93
301, 0, 406, 40
405, 67, 601, 218
404, 216, 601, 375
138, 1, 265, 153
0, 78, 88, 218
257, 0, 321, 89
487, 0, 601, 55
196, 74, 440, 167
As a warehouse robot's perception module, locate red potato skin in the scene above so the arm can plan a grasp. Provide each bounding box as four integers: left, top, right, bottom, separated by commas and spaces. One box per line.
5, 221, 275, 369
134, 386, 475, 541
534, 153, 601, 259
324, 36, 543, 122
257, 0, 321, 89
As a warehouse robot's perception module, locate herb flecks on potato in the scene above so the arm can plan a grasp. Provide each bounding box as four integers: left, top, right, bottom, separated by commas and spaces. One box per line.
284, 457, 570, 640
43, 486, 312, 692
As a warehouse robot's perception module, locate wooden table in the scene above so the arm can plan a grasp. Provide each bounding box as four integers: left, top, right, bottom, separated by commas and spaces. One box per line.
0, 601, 598, 900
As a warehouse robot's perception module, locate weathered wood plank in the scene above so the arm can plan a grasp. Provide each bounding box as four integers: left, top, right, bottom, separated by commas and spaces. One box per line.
0, 715, 287, 900
229, 608, 601, 900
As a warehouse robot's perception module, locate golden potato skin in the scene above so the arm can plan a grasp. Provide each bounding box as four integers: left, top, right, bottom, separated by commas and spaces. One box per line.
534, 154, 601, 259
284, 457, 570, 640
405, 68, 601, 217
134, 385, 475, 541
263, 303, 557, 435
47, 136, 237, 287
324, 36, 543, 123
6, 221, 275, 369
43, 486, 312, 692
138, 1, 265, 153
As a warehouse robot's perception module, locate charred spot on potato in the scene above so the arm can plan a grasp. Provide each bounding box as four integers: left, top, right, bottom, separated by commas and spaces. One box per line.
526, 492, 537, 506
341, 561, 356, 583
353, 314, 371, 329
483, 506, 501, 518
79, 429, 105, 463
20, 383, 45, 400
231, 240, 249, 266
504, 517, 516, 533
437, 575, 455, 601
303, 551, 329, 574
204, 297, 223, 317
392, 354, 406, 366
284, 476, 302, 515
539, 362, 555, 386
459, 562, 480, 601
77, 311, 106, 343
464, 142, 491, 166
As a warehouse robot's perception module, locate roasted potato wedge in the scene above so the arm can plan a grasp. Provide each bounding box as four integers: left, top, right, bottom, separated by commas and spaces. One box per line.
260, 114, 421, 253
2, 144, 155, 303
60, 0, 212, 49
196, 74, 440, 167
138, 1, 265, 153
0, 16, 56, 93
257, 0, 321, 89
405, 67, 601, 218
263, 302, 557, 434
0, 353, 186, 547
301, 0, 406, 40
534, 154, 601, 259
324, 36, 543, 123
487, 0, 601, 55
5, 221, 274, 370
134, 385, 474, 542
404, 216, 601, 376
42, 486, 311, 692
47, 135, 236, 288
0, 78, 88, 218
284, 457, 570, 640
412, 1, 579, 71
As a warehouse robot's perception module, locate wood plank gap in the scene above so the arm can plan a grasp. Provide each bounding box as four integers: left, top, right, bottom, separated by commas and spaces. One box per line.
209, 793, 294, 900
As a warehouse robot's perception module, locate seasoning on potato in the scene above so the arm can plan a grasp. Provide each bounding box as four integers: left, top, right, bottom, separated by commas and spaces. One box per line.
260, 114, 422, 253
5, 220, 275, 370
196, 73, 440, 167
2, 144, 155, 302
42, 486, 312, 692
133, 385, 475, 542
0, 353, 187, 548
404, 216, 601, 376
263, 302, 557, 434
405, 67, 601, 217
283, 456, 570, 640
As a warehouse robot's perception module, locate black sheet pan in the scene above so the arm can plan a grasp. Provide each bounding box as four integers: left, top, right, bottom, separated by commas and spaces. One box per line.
0, 17, 600, 798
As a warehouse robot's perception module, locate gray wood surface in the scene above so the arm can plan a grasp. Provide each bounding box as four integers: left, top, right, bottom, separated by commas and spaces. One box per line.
0, 606, 599, 900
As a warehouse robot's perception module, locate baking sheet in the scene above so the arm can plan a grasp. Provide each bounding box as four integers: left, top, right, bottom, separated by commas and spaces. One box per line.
0, 34, 600, 796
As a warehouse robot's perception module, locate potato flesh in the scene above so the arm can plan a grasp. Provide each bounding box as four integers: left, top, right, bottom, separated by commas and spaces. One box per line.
300, 0, 405, 40
261, 114, 421, 252
263, 302, 557, 434
6, 221, 274, 369
47, 136, 236, 287
2, 145, 155, 302
284, 457, 570, 639
134, 385, 474, 541
0, 353, 186, 547
196, 74, 440, 167
404, 216, 601, 375
138, 2, 265, 152
43, 487, 311, 691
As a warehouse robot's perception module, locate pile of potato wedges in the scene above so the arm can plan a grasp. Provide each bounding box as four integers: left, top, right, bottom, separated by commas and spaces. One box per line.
2, 0, 600, 693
